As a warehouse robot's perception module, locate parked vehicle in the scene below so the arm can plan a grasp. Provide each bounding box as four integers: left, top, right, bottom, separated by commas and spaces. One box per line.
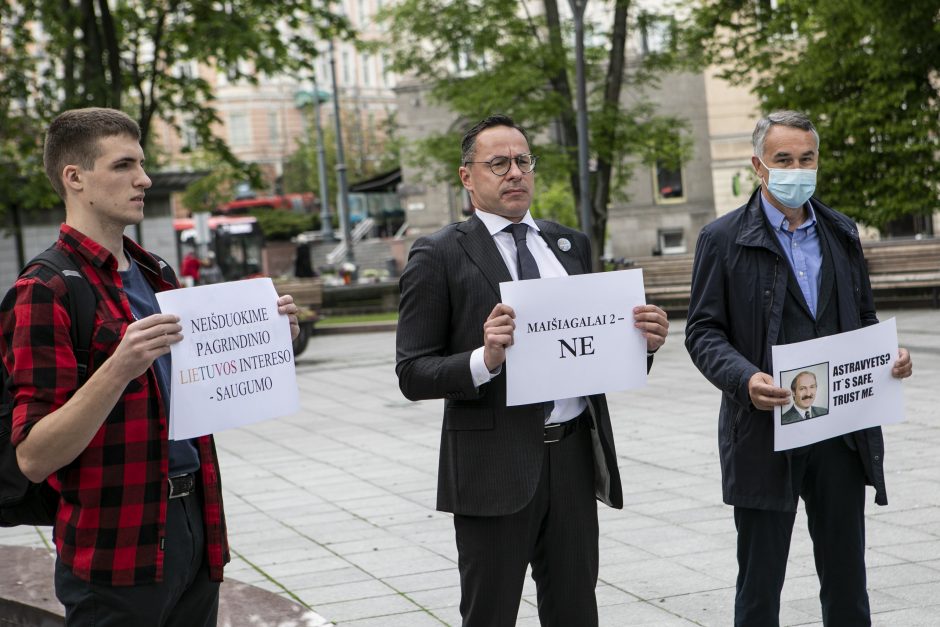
173, 215, 321, 355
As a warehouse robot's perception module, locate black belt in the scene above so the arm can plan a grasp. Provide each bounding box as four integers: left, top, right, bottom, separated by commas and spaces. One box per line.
168, 474, 195, 499
544, 410, 590, 444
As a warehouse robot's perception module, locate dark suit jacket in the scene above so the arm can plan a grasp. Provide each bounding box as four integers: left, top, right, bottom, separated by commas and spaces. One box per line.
395, 214, 624, 517
781, 404, 828, 425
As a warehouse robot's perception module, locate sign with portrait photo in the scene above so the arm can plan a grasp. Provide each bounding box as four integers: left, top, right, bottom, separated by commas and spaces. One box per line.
771, 318, 904, 451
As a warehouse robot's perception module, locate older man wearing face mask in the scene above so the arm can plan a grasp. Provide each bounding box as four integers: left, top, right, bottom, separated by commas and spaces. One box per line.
685, 110, 913, 626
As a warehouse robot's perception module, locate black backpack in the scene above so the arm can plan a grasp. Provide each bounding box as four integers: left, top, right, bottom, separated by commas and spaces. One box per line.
0, 247, 97, 527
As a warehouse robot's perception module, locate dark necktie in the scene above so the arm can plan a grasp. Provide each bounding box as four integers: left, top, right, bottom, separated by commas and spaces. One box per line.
804, 410, 811, 420
506, 223, 541, 280
504, 223, 553, 419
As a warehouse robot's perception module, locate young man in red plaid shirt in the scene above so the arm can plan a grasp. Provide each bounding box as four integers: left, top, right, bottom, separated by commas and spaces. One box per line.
0, 108, 300, 625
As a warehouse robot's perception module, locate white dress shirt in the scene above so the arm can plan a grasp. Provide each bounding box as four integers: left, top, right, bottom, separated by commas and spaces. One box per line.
469, 209, 587, 424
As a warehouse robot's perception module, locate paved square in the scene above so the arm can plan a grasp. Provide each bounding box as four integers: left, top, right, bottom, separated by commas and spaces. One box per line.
3, 310, 938, 626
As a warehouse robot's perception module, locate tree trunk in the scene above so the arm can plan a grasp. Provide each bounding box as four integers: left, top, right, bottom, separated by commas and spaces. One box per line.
542, 0, 582, 225
97, 0, 122, 108
591, 0, 630, 270
79, 0, 107, 105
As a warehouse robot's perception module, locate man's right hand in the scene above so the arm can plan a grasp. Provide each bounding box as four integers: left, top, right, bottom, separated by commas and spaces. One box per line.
483, 303, 515, 371
748, 372, 791, 411
110, 314, 182, 381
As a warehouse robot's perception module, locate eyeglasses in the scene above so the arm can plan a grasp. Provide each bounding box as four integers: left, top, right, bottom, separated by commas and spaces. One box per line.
464, 153, 538, 176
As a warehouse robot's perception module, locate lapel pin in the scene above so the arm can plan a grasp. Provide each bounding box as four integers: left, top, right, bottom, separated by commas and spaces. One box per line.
557, 238, 572, 252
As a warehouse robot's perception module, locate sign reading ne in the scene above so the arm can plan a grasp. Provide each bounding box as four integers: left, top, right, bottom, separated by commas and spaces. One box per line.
156, 278, 300, 440
772, 318, 904, 451
500, 269, 648, 406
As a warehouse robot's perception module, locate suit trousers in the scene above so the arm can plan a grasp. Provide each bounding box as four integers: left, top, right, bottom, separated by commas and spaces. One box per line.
453, 424, 599, 627
733, 436, 870, 627
55, 490, 219, 627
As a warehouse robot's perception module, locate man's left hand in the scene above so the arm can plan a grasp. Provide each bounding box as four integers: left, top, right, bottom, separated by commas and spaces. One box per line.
891, 347, 913, 379
633, 304, 668, 353
277, 295, 301, 340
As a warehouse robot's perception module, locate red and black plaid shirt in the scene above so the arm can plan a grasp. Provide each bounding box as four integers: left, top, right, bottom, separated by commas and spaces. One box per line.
0, 225, 229, 586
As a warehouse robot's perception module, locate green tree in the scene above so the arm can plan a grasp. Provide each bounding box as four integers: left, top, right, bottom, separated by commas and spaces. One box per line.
0, 1, 350, 220
379, 0, 692, 267
679, 0, 940, 231
283, 107, 402, 195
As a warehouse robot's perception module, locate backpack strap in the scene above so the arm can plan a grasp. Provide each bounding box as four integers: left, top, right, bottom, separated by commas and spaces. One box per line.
149, 252, 181, 288
23, 248, 98, 384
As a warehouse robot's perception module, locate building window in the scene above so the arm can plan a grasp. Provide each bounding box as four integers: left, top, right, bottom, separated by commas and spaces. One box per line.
639, 13, 675, 55
229, 113, 250, 147
362, 53, 372, 86
342, 50, 351, 84
653, 159, 684, 203
268, 111, 281, 144
181, 122, 198, 151
358, 0, 368, 26
657, 229, 687, 255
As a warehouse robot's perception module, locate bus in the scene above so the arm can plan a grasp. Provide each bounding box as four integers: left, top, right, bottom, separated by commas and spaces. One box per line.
173, 215, 264, 281
214, 193, 316, 216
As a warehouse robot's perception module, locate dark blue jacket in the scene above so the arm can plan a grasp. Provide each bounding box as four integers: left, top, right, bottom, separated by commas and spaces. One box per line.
685, 188, 886, 511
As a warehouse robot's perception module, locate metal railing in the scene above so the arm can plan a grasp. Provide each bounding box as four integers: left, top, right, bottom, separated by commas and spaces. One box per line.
326, 217, 375, 265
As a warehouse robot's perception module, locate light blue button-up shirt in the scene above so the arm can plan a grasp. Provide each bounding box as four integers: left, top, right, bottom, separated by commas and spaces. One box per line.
760, 194, 823, 318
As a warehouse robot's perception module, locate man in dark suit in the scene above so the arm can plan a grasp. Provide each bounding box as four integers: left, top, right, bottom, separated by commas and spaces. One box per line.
395, 114, 669, 626
781, 371, 829, 425
685, 110, 913, 625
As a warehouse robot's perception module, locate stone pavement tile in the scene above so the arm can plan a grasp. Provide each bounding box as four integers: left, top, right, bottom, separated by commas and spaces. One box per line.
598, 540, 660, 566
595, 582, 642, 605
338, 610, 448, 626
241, 545, 336, 569
406, 584, 461, 611
870, 607, 940, 626
680, 515, 736, 536
878, 581, 940, 609
382, 569, 460, 594
276, 565, 374, 590
294, 578, 398, 606
657, 587, 742, 625
324, 531, 414, 556
315, 593, 422, 623
227, 525, 315, 548
262, 554, 353, 579
653, 503, 729, 527
873, 539, 940, 565
428, 605, 463, 626
601, 556, 726, 599
628, 496, 714, 519
606, 523, 731, 559
597, 599, 703, 625
865, 518, 938, 547
866, 562, 940, 589
670, 548, 737, 582
871, 505, 940, 528
343, 546, 455, 579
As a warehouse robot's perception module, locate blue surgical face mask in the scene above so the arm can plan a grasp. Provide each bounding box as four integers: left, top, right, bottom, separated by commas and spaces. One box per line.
758, 158, 817, 209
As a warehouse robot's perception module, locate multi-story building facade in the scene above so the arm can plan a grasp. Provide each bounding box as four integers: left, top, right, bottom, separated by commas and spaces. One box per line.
153, 0, 400, 208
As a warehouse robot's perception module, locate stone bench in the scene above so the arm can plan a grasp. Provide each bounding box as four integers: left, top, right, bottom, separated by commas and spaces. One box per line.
0, 545, 325, 627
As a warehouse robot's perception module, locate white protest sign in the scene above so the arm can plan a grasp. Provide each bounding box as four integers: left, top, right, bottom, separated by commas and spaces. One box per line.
500, 269, 647, 406
156, 278, 299, 440
772, 318, 903, 451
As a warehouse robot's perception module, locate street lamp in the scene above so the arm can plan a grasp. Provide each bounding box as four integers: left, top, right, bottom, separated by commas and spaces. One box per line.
295, 85, 336, 241
568, 0, 592, 240
328, 38, 355, 264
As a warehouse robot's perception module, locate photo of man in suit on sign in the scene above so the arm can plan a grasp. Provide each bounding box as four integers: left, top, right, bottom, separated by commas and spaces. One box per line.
395, 114, 669, 627
782, 369, 830, 425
